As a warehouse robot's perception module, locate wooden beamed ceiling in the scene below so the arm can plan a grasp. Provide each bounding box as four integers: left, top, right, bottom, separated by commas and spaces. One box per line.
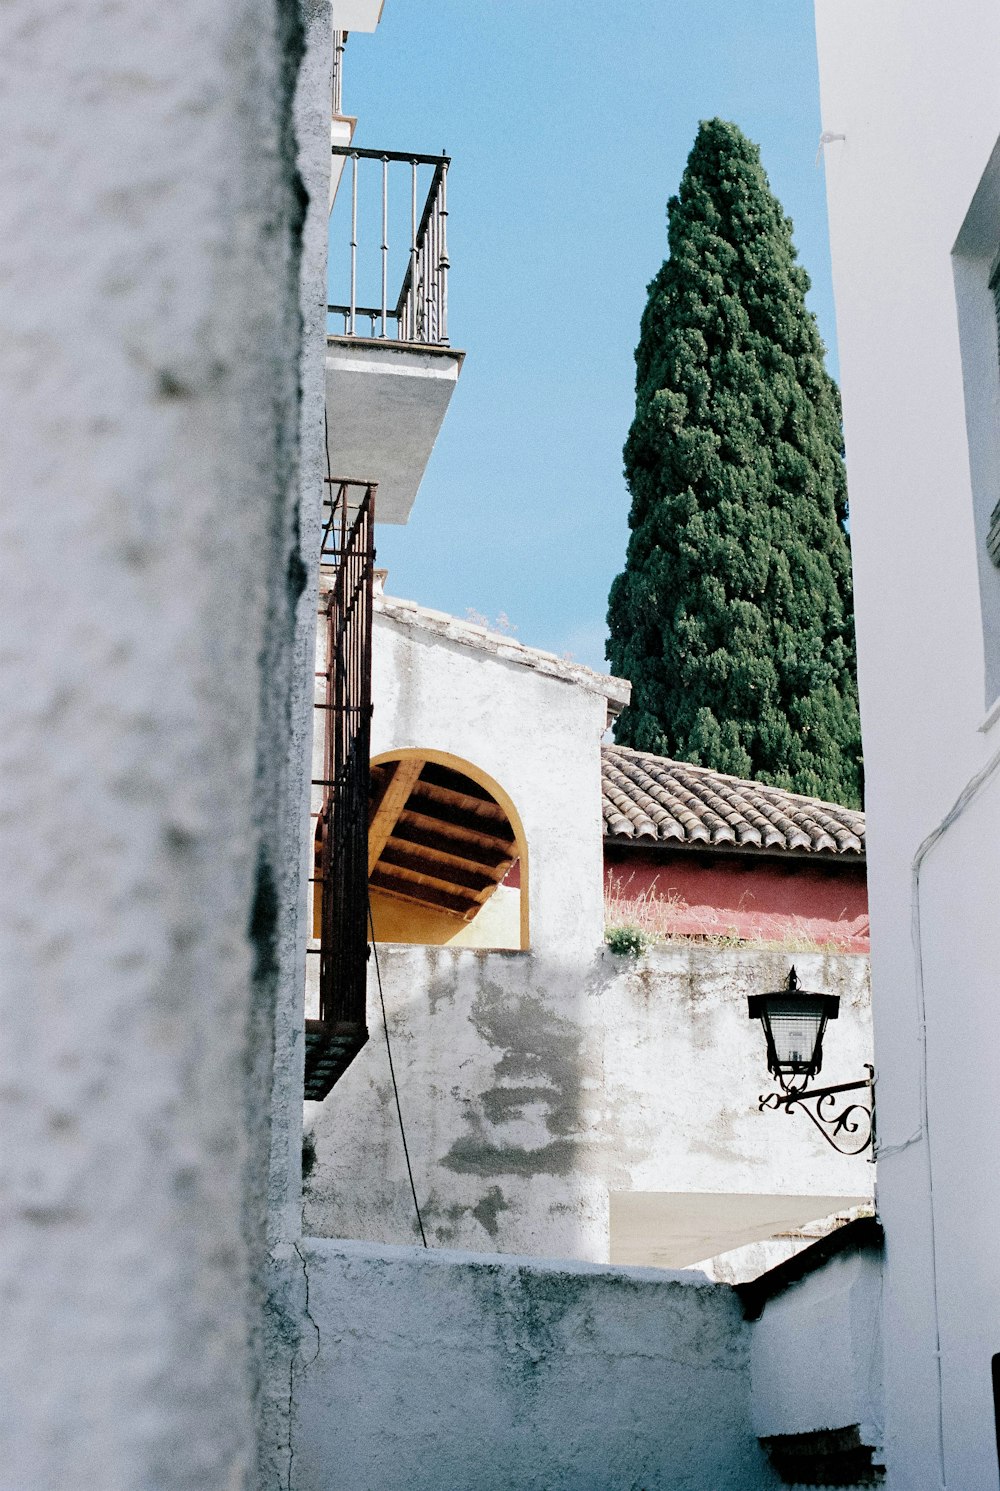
368, 758, 517, 920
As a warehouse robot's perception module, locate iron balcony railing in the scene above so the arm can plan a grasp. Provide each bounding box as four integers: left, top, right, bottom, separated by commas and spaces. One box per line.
332, 30, 345, 117
328, 146, 450, 345
305, 477, 376, 1101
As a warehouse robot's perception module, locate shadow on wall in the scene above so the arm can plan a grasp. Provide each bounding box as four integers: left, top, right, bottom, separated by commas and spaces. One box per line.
303, 943, 873, 1269
306, 944, 606, 1262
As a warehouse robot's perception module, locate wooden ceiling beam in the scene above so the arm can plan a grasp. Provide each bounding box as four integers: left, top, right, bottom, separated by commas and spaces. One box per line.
370, 867, 478, 918
389, 817, 515, 870
368, 757, 424, 873
409, 780, 510, 825
417, 760, 498, 803
378, 842, 498, 894
404, 795, 516, 845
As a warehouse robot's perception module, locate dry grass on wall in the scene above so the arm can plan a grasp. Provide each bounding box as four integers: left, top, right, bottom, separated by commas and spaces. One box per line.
603, 870, 860, 956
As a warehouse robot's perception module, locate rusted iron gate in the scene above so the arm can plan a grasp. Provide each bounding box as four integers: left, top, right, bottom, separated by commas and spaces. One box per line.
305, 478, 376, 1101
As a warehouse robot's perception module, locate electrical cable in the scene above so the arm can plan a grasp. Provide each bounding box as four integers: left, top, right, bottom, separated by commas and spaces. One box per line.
368, 895, 428, 1247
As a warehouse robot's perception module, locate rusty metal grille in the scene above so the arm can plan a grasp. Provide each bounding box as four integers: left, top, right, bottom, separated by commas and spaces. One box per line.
305, 478, 376, 1101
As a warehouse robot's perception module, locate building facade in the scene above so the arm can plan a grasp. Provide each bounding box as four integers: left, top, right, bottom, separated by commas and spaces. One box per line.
303, 589, 874, 1278
815, 1, 1000, 1484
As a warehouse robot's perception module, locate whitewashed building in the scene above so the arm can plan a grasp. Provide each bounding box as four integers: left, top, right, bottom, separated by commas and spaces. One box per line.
811, 1, 1000, 1485
303, 585, 875, 1277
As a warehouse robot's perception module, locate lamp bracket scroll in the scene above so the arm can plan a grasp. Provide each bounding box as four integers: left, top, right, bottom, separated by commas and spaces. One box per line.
758, 1065, 876, 1158
748, 966, 876, 1160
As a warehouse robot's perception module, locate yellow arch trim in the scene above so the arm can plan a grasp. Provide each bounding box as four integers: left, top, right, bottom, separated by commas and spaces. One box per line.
370, 747, 530, 950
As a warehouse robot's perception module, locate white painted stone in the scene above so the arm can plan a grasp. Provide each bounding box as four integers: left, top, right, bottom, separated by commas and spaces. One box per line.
289, 1237, 781, 1491
815, 2, 1000, 1484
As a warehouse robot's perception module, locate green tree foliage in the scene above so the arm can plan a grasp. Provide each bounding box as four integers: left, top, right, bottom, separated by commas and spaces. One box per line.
607, 120, 862, 808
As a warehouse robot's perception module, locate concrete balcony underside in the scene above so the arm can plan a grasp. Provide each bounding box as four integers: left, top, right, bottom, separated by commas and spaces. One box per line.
324, 337, 464, 525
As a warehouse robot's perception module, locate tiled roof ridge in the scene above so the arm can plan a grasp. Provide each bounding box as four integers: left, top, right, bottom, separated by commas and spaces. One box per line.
602, 743, 865, 858
607, 743, 865, 823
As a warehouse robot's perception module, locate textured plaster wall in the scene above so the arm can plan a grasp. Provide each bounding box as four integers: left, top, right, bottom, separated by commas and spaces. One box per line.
0, 1, 308, 1486
814, 2, 1000, 1486
750, 1247, 883, 1450
289, 1238, 779, 1491
305, 945, 872, 1262
258, 2, 333, 1486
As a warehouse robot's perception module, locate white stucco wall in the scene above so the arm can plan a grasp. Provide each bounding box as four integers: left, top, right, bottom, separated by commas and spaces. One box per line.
305, 945, 872, 1266
367, 602, 614, 955
289, 1237, 780, 1491
750, 1246, 883, 1450
814, 3, 1000, 1485
0, 1, 307, 1486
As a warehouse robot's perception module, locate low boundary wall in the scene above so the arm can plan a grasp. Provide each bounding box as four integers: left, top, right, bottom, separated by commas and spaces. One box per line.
288, 1237, 778, 1491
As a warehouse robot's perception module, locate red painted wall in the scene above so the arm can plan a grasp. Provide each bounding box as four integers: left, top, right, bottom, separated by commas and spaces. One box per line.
604, 847, 869, 952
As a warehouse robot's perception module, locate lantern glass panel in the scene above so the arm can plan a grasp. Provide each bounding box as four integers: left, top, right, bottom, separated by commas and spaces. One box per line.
764, 997, 828, 1074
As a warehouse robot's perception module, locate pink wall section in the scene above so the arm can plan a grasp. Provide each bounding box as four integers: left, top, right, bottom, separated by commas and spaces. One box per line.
604, 848, 869, 952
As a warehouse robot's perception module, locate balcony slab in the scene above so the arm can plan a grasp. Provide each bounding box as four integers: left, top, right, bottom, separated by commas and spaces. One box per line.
329, 0, 384, 32
324, 337, 464, 525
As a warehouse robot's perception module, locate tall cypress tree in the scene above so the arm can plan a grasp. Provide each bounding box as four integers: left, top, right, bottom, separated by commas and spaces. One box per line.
607, 119, 862, 808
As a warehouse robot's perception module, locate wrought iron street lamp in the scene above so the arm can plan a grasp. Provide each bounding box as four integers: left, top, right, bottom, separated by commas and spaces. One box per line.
747, 967, 875, 1157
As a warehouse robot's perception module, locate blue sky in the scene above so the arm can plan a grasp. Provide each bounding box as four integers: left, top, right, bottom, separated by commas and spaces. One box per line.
337, 1, 837, 673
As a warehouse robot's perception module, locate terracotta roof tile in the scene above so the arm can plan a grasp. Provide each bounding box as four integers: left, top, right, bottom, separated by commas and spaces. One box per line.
602, 745, 865, 859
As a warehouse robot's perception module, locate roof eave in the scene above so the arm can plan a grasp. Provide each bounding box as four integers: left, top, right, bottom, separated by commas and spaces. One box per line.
602, 834, 866, 868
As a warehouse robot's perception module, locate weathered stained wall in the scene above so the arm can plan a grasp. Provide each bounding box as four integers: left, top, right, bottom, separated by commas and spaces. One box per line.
289, 1238, 780, 1491
606, 848, 870, 951
0, 0, 308, 1485
305, 945, 872, 1264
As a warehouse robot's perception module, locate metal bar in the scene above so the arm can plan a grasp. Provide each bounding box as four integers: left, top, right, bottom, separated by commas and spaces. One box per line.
393, 161, 444, 314
328, 303, 399, 322
349, 152, 358, 336
438, 160, 449, 344
313, 479, 377, 1056
428, 194, 438, 343
381, 156, 389, 337
776, 1077, 874, 1110
332, 30, 345, 116
409, 159, 418, 342
333, 145, 450, 167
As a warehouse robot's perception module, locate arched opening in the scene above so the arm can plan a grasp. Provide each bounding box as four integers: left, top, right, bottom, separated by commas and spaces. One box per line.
367, 749, 529, 949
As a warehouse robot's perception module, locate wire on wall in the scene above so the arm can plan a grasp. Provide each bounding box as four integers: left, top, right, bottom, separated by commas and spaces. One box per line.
368, 896, 428, 1248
